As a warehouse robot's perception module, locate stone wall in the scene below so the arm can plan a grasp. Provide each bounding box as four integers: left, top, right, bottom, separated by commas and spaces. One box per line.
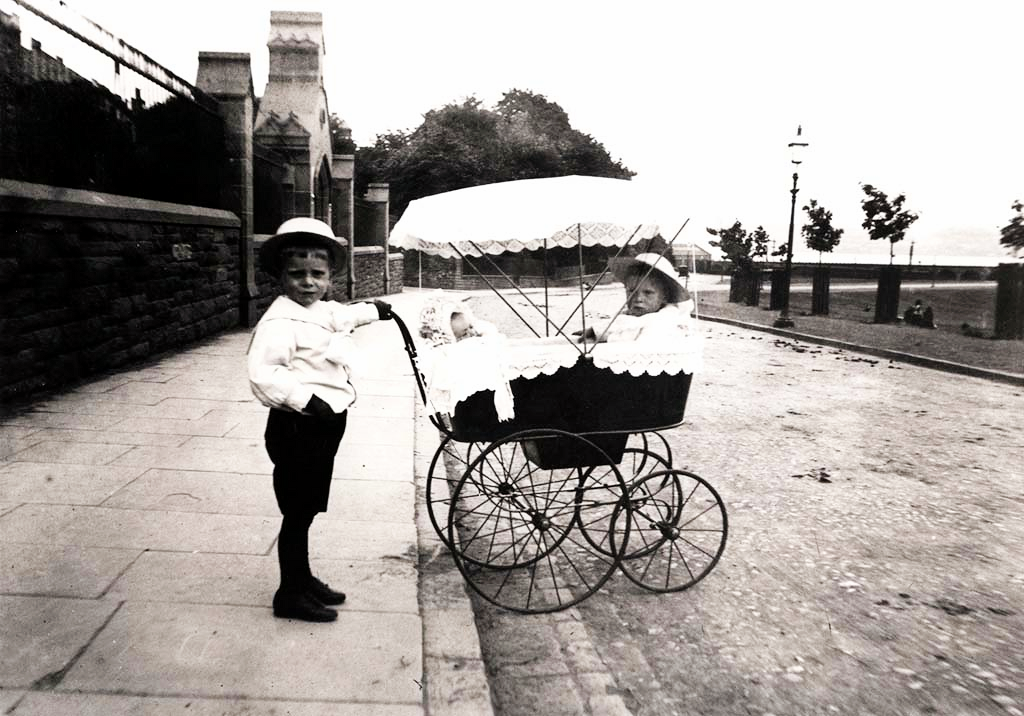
349, 247, 403, 300
0, 180, 240, 402
402, 250, 462, 289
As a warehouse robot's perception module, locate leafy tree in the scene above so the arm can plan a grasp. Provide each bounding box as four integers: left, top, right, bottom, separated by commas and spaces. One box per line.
999, 200, 1024, 256
354, 130, 408, 196
706, 221, 768, 272
802, 199, 844, 262
750, 226, 770, 264
355, 89, 634, 218
860, 184, 919, 264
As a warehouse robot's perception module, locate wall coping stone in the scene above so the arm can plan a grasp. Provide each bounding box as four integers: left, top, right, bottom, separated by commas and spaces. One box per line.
0, 179, 240, 228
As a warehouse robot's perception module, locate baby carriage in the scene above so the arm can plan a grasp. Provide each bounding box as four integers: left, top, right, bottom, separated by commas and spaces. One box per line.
389, 176, 728, 614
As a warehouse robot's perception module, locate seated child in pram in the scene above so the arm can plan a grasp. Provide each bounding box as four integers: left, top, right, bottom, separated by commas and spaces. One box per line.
579, 253, 696, 343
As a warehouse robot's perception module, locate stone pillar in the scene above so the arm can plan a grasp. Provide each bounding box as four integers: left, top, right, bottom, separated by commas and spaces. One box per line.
331, 155, 354, 299
811, 265, 831, 316
364, 183, 390, 295
874, 265, 902, 323
196, 52, 258, 327
994, 262, 1024, 339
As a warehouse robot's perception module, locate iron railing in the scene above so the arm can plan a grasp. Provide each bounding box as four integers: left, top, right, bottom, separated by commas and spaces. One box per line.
1, 0, 225, 207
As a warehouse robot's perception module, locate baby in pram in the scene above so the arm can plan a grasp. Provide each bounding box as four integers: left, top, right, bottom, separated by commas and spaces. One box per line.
418, 293, 514, 421
581, 253, 696, 343
419, 294, 498, 346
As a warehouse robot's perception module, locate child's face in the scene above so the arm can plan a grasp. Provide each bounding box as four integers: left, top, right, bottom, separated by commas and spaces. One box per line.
450, 312, 471, 340
281, 252, 331, 307
625, 276, 667, 316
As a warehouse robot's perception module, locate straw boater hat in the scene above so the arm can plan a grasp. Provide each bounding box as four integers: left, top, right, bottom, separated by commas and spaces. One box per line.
614, 252, 688, 304
259, 217, 348, 274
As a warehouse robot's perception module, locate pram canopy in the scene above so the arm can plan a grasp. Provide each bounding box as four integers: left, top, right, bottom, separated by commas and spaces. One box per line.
389, 175, 665, 257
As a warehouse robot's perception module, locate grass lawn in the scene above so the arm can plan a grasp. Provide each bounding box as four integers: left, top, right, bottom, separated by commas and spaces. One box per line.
695, 279, 1024, 376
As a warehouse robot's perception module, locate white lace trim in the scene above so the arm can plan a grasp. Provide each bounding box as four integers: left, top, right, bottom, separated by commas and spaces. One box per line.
391, 222, 660, 258
419, 334, 703, 418
418, 336, 515, 420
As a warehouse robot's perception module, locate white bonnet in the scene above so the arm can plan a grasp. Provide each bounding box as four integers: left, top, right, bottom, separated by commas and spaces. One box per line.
418, 292, 477, 347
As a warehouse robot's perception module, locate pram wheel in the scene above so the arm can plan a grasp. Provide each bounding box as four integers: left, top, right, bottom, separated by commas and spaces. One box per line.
447, 429, 630, 613
630, 431, 674, 469
576, 447, 671, 559
615, 469, 727, 593
425, 435, 482, 549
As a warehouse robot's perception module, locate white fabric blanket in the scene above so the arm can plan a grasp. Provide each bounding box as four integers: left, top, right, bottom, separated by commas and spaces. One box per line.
419, 331, 703, 420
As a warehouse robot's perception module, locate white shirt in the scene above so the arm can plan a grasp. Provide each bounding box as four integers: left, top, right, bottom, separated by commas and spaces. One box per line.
592, 300, 696, 343
247, 296, 380, 413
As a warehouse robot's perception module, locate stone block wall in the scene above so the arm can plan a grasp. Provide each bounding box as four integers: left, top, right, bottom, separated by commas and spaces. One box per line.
0, 180, 240, 402
402, 250, 461, 289
349, 247, 403, 299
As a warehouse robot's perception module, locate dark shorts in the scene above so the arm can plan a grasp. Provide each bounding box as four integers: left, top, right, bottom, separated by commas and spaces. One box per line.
264, 408, 348, 515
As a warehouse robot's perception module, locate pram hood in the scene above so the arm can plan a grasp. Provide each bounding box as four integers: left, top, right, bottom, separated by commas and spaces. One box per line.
389, 176, 665, 258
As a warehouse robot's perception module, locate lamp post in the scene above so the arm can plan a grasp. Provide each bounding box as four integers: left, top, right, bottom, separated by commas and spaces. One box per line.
773, 125, 809, 328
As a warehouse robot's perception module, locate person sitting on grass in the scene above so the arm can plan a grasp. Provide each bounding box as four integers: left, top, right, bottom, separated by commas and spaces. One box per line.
904, 299, 925, 326
579, 253, 696, 343
904, 299, 937, 329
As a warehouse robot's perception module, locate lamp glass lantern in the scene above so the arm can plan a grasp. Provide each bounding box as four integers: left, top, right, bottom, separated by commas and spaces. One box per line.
788, 125, 809, 166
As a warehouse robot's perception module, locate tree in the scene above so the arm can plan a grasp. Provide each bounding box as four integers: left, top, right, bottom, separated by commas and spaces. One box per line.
999, 200, 1024, 256
860, 184, 919, 264
354, 89, 634, 218
706, 221, 768, 272
750, 226, 770, 264
802, 199, 844, 262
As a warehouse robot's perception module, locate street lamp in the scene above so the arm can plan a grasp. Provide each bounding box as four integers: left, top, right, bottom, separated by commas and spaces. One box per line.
773, 125, 809, 328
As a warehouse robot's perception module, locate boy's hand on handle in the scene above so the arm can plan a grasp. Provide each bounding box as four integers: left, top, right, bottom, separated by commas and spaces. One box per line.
304, 394, 335, 418
373, 300, 393, 321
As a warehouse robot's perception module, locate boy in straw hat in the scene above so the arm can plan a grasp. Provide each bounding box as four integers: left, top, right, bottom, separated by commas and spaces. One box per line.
582, 253, 695, 343
248, 218, 392, 622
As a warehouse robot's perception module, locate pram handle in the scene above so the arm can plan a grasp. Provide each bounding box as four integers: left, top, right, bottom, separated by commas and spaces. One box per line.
388, 311, 453, 435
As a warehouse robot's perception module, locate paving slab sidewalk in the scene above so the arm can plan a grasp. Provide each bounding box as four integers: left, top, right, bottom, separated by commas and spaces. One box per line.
0, 291, 493, 716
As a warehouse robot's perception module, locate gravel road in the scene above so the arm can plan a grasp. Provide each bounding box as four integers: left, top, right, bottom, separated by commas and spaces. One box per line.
457, 287, 1024, 716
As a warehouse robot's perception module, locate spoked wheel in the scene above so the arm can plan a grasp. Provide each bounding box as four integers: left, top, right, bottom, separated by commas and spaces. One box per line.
627, 432, 674, 469
616, 469, 727, 593
425, 436, 481, 548
577, 447, 671, 559
447, 429, 630, 613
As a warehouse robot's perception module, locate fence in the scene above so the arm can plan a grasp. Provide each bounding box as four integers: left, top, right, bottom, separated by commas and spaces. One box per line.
0, 0, 225, 208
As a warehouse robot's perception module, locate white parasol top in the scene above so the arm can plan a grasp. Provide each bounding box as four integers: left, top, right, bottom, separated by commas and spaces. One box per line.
389, 175, 663, 258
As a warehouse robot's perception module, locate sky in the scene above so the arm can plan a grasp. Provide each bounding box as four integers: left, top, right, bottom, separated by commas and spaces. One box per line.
17, 0, 1024, 264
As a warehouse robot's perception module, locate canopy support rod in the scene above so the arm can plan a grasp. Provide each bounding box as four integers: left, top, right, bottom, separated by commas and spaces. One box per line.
543, 238, 549, 337
577, 224, 589, 355
463, 241, 583, 350
555, 224, 643, 335
453, 248, 541, 338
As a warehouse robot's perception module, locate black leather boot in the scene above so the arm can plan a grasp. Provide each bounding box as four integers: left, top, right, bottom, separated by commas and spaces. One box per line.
273, 588, 337, 622
307, 576, 346, 605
